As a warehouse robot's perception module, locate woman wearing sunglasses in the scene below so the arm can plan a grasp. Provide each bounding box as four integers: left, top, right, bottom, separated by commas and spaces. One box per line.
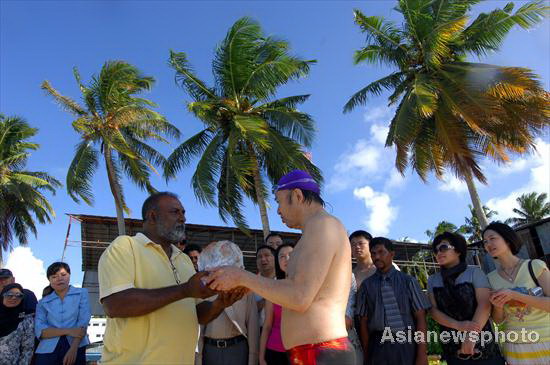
34, 262, 91, 365
483, 222, 550, 365
0, 283, 35, 365
427, 232, 504, 365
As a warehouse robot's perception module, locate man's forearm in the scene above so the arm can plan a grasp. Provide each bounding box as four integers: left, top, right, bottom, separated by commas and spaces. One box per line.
103, 285, 190, 318
415, 310, 428, 364
241, 272, 310, 312
358, 317, 369, 361
196, 300, 225, 324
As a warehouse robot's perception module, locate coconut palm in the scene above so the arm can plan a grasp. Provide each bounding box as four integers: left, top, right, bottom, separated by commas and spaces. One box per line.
166, 17, 321, 237
42, 61, 180, 235
506, 192, 550, 226
425, 220, 465, 243
345, 0, 549, 229
0, 115, 61, 264
461, 204, 498, 242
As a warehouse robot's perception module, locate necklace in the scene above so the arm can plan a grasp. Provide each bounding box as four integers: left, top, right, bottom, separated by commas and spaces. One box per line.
501, 258, 522, 282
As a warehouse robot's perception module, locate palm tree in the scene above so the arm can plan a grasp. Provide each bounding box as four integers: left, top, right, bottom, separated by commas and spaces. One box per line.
425, 220, 466, 243
165, 17, 321, 237
0, 115, 61, 264
506, 192, 550, 226
345, 0, 549, 229
42, 61, 180, 235
461, 204, 498, 242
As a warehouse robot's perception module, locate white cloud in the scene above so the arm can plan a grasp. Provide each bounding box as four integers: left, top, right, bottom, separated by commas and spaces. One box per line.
385, 169, 407, 189
370, 124, 389, 145
328, 139, 385, 192
5, 247, 49, 299
494, 158, 528, 175
328, 104, 399, 193
363, 105, 396, 124
487, 138, 550, 220
334, 140, 381, 172
438, 175, 468, 194
353, 185, 398, 236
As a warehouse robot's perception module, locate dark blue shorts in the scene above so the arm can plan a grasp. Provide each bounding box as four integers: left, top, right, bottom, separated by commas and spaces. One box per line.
35, 336, 86, 365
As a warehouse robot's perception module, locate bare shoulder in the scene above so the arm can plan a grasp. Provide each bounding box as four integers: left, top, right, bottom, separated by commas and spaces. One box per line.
301, 212, 348, 251
305, 212, 346, 235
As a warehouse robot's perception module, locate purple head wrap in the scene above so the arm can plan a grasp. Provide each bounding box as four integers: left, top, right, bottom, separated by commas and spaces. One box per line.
274, 170, 320, 195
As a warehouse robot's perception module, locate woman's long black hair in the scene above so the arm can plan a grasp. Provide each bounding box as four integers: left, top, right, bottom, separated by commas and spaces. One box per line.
274, 243, 295, 280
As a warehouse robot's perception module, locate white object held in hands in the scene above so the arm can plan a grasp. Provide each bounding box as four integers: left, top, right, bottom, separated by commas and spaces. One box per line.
198, 240, 244, 272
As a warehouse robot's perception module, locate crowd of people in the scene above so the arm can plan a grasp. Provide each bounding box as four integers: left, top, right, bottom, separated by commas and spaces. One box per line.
0, 169, 549, 365
0, 262, 91, 365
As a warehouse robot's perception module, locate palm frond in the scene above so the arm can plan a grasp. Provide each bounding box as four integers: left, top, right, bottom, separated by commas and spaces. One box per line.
461, 1, 549, 57
344, 72, 405, 112
259, 106, 315, 147
118, 151, 156, 194
212, 17, 263, 99
165, 129, 213, 179
66, 141, 98, 205
41, 81, 87, 116
424, 16, 467, 68
191, 132, 225, 206
169, 50, 217, 101
217, 150, 249, 231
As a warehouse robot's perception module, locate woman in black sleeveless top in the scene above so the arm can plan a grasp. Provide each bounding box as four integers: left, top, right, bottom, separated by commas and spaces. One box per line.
427, 232, 504, 365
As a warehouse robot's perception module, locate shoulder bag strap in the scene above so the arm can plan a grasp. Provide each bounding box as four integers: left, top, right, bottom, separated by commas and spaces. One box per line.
528, 260, 540, 287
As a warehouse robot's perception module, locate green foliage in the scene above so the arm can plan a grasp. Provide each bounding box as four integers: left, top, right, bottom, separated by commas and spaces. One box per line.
42, 61, 179, 219
427, 314, 444, 355
506, 192, 550, 226
346, 0, 550, 186
402, 249, 433, 289
462, 204, 498, 242
425, 220, 466, 243
166, 17, 322, 231
0, 115, 61, 261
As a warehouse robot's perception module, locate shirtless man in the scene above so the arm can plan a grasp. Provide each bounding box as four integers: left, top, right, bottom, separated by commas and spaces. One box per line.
207, 170, 355, 364
350, 230, 377, 286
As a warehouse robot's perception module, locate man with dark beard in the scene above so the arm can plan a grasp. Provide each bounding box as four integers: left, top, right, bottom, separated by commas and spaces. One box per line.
98, 192, 244, 364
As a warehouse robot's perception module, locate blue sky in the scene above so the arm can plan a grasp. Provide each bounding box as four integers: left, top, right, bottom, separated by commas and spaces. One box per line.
1, 0, 549, 293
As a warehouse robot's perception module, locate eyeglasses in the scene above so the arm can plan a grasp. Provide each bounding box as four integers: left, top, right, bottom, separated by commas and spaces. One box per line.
434, 243, 455, 254
457, 351, 482, 360
2, 293, 23, 299
278, 254, 291, 260
169, 259, 181, 285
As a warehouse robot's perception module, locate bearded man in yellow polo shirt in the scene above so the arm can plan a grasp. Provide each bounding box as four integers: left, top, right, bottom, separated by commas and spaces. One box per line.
98, 192, 244, 364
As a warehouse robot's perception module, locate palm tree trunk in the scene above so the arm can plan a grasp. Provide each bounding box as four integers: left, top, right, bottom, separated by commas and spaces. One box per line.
465, 171, 489, 229
104, 147, 126, 236
248, 144, 270, 238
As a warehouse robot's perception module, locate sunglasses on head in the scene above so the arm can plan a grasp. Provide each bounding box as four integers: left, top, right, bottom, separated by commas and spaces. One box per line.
3, 293, 23, 299
434, 243, 455, 254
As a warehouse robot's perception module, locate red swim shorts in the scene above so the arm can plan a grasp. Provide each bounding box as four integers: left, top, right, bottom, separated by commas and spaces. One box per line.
287, 337, 355, 365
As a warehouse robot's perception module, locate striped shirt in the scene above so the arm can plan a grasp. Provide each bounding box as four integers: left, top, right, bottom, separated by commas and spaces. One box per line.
356, 266, 431, 332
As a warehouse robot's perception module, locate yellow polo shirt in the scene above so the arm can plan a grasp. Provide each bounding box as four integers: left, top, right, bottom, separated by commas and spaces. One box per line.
98, 233, 199, 364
